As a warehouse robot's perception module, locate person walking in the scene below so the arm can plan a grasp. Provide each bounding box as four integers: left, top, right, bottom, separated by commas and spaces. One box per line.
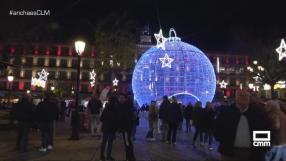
100, 96, 118, 161
184, 102, 193, 133
203, 102, 215, 150
192, 101, 203, 147
159, 96, 170, 141
37, 93, 59, 152
146, 101, 159, 141
166, 96, 183, 144
87, 94, 103, 137
117, 94, 136, 161
10, 94, 36, 152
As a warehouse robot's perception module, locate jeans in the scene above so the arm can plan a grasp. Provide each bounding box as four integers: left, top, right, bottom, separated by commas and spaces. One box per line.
185, 119, 191, 132
100, 132, 115, 159
265, 145, 286, 161
167, 122, 178, 143
204, 128, 213, 146
160, 120, 168, 140
193, 126, 203, 142
122, 131, 136, 161
40, 122, 54, 148
17, 121, 30, 151
89, 114, 101, 135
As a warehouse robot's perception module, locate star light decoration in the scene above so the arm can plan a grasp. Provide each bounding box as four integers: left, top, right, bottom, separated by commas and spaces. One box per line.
219, 80, 228, 89
113, 78, 119, 86
89, 69, 96, 87
154, 29, 167, 50
276, 38, 286, 61
159, 53, 174, 68
31, 69, 49, 88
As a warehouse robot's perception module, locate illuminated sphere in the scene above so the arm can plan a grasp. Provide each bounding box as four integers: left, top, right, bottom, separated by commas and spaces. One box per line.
132, 30, 216, 107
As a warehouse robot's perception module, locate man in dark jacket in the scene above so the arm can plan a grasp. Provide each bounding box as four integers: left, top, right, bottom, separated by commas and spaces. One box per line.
166, 96, 183, 144
37, 93, 59, 152
88, 94, 103, 136
117, 94, 136, 161
10, 94, 35, 152
159, 96, 170, 141
214, 90, 268, 161
184, 103, 193, 133
100, 96, 118, 161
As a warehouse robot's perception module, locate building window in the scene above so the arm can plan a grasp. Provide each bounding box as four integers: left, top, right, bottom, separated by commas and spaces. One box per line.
50, 58, 56, 67
59, 71, 66, 80
81, 84, 88, 93
33, 57, 38, 66
83, 60, 90, 69
38, 58, 45, 66
25, 70, 32, 79
82, 72, 89, 81
20, 70, 25, 78
49, 71, 56, 79
61, 59, 67, 67
71, 72, 77, 80
67, 59, 72, 67
67, 71, 71, 79
44, 58, 49, 66
56, 58, 60, 67
72, 59, 78, 68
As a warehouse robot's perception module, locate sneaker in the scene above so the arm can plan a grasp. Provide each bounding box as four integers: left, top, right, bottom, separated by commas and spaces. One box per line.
39, 148, 47, 152
47, 145, 53, 150
208, 147, 214, 151
172, 142, 176, 145
200, 142, 205, 147
166, 141, 170, 144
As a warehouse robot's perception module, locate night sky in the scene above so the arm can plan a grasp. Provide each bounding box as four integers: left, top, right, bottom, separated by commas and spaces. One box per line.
1, 0, 286, 53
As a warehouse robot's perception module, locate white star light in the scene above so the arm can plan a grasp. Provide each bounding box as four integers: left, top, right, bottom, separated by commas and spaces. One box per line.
276, 39, 286, 61
113, 78, 119, 86
154, 29, 167, 50
219, 80, 228, 89
159, 54, 174, 68
89, 69, 96, 87
253, 73, 262, 82
38, 69, 49, 81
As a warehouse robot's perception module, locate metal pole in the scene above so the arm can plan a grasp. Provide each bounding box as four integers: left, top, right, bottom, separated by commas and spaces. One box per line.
71, 55, 81, 140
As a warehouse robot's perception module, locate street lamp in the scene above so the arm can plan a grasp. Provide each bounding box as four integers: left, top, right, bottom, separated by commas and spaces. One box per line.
7, 73, 14, 105
70, 40, 85, 140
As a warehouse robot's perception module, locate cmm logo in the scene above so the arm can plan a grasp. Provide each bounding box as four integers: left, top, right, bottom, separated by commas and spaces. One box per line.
252, 131, 271, 147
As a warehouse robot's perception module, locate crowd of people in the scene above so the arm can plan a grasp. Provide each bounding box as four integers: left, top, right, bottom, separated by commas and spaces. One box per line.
5, 89, 286, 161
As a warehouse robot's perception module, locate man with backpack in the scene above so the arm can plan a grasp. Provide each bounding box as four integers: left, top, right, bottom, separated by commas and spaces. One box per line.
87, 94, 103, 137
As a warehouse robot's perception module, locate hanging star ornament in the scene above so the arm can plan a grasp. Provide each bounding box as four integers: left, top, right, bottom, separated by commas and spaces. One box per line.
276, 38, 286, 61
154, 29, 167, 50
219, 80, 228, 89
113, 78, 119, 86
89, 69, 96, 87
31, 69, 49, 88
159, 54, 174, 68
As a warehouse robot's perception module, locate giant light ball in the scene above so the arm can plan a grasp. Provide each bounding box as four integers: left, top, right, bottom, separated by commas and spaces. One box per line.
132, 29, 216, 107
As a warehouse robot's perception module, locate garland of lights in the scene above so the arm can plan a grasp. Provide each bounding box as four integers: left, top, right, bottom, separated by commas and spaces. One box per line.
31, 69, 49, 88
132, 28, 216, 107
89, 69, 96, 87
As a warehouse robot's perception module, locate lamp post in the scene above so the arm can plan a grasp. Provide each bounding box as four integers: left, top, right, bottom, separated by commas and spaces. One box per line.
7, 73, 14, 105
70, 40, 85, 140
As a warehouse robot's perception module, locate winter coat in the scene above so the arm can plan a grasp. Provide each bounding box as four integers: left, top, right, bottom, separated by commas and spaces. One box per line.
183, 105, 193, 120
117, 100, 134, 132
11, 98, 36, 123
100, 102, 118, 133
88, 98, 102, 114
37, 99, 59, 123
166, 102, 183, 124
192, 107, 203, 127
159, 101, 169, 121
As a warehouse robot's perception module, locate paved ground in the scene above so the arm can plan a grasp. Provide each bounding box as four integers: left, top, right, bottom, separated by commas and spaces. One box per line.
0, 114, 220, 161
